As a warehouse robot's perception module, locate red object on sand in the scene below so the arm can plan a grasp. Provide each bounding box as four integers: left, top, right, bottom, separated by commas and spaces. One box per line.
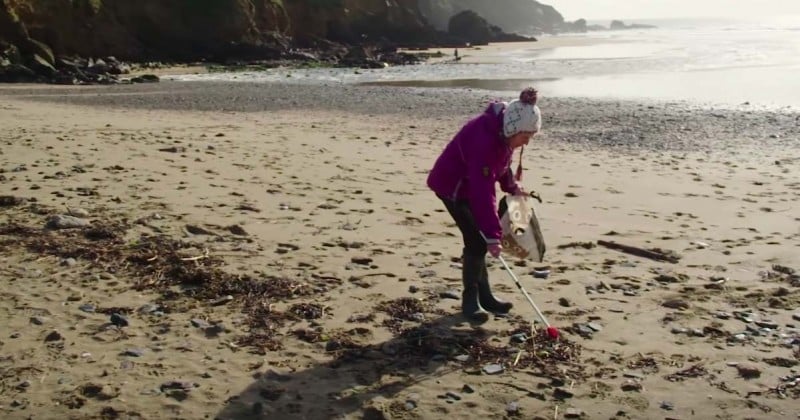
546, 326, 560, 340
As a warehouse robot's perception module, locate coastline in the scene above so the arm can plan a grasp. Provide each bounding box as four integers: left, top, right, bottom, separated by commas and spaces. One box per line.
1, 82, 799, 419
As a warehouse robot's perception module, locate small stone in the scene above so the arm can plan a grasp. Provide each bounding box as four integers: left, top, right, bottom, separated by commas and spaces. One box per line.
46, 214, 89, 229
410, 312, 425, 322
445, 391, 461, 400
439, 290, 460, 300
587, 322, 603, 332
10, 332, 21, 339
662, 299, 689, 310
660, 401, 674, 411
714, 311, 731, 320
78, 304, 96, 313
30, 316, 47, 325
730, 333, 748, 342
191, 318, 210, 328
553, 388, 574, 399
212, 295, 234, 306
408, 285, 419, 293
110, 313, 129, 327
138, 304, 159, 314
404, 401, 417, 410
510, 333, 527, 343
454, 354, 470, 363
564, 408, 583, 418
17, 380, 31, 389
505, 401, 520, 415
61, 258, 77, 267
558, 297, 572, 307
68, 208, 90, 217
461, 384, 475, 393
44, 330, 63, 342
532, 269, 550, 279
160, 381, 195, 392
621, 379, 642, 392
690, 328, 705, 337
792, 313, 800, 322
623, 372, 644, 380
671, 327, 688, 335
123, 348, 145, 357
754, 320, 779, 330
482, 364, 504, 375
736, 364, 761, 379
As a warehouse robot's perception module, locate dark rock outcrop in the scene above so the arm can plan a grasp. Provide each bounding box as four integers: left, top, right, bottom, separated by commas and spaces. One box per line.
419, 0, 578, 35
448, 10, 532, 46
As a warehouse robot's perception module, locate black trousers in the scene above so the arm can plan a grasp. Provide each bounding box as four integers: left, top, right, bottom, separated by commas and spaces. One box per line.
440, 195, 508, 258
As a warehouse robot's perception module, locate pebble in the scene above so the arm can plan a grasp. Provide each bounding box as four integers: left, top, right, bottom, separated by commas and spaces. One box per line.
123, 348, 145, 357
408, 285, 419, 293
110, 313, 129, 327
587, 322, 603, 332
621, 379, 642, 392
439, 290, 460, 300
45, 214, 90, 229
212, 295, 234, 306
61, 258, 77, 267
191, 318, 211, 328
505, 401, 520, 415
558, 297, 572, 307
714, 311, 731, 320
510, 333, 527, 343
793, 313, 800, 322
30, 316, 47, 325
660, 401, 675, 411
671, 327, 688, 335
462, 384, 475, 394
532, 269, 550, 279
483, 364, 504, 375
67, 208, 90, 217
79, 303, 96, 313
755, 320, 779, 330
564, 408, 583, 418
454, 354, 470, 362
445, 391, 461, 401
138, 304, 159, 314
44, 330, 63, 342
553, 388, 574, 399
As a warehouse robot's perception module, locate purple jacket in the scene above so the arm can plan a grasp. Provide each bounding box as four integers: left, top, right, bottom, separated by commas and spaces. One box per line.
427, 102, 519, 243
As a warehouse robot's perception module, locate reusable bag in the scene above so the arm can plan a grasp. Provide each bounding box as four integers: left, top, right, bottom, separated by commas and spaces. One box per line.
499, 192, 546, 262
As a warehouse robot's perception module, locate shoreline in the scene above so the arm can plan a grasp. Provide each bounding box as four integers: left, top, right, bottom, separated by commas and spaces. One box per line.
1, 84, 799, 419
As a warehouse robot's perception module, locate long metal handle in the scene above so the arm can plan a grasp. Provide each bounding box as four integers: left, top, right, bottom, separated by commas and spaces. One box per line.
497, 255, 551, 328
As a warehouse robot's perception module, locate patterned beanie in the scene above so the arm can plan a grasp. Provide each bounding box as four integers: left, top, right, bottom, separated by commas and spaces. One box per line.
503, 87, 541, 138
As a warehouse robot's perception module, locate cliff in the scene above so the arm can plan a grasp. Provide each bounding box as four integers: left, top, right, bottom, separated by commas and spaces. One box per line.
417, 0, 585, 35
0, 0, 543, 84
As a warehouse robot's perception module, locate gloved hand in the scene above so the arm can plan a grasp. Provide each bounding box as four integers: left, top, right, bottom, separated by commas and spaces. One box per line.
487, 243, 503, 258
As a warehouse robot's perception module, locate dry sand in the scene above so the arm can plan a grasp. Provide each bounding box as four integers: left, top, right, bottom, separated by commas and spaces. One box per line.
1, 82, 799, 420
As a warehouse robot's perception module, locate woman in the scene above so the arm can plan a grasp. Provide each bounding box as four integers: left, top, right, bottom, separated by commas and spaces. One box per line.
427, 88, 541, 322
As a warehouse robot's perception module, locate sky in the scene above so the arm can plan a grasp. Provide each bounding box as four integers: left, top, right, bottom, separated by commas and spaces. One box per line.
542, 0, 800, 21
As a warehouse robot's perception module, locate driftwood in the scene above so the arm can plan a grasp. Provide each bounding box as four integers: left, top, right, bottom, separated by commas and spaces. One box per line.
597, 240, 680, 263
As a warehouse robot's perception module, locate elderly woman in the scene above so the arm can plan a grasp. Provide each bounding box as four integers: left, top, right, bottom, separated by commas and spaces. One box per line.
427, 88, 541, 323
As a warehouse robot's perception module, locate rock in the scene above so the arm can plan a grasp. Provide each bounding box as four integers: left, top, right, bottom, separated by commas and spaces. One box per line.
131, 74, 159, 83
532, 269, 550, 279
462, 384, 475, 393
662, 299, 689, 310
362, 405, 389, 420
621, 379, 642, 392
483, 364, 504, 375
191, 318, 211, 328
754, 320, 779, 330
736, 365, 761, 379
660, 401, 674, 411
454, 354, 470, 362
61, 258, 78, 267
445, 391, 461, 400
67, 208, 90, 217
510, 333, 527, 343
564, 408, 584, 418
123, 348, 145, 357
44, 330, 63, 342
553, 388, 574, 400
78, 303, 96, 313
160, 381, 195, 391
110, 313, 129, 327
671, 327, 688, 335
714, 311, 732, 320
558, 297, 572, 307
408, 285, 419, 293
30, 316, 47, 325
212, 295, 234, 305
505, 401, 520, 415
138, 304, 159, 314
227, 225, 248, 236
587, 322, 603, 332
793, 313, 800, 322
46, 214, 89, 229
439, 290, 460, 300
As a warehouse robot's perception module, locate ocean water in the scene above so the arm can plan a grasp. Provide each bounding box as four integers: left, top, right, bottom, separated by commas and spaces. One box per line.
168, 16, 800, 109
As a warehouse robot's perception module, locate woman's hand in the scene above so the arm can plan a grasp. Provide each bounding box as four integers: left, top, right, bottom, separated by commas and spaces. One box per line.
512, 185, 527, 196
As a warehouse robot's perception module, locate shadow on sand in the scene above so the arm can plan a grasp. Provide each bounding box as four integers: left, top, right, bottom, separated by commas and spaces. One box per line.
216, 314, 501, 419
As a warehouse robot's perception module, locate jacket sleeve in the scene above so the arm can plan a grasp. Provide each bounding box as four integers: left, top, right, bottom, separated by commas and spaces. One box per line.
464, 135, 503, 243
498, 165, 520, 195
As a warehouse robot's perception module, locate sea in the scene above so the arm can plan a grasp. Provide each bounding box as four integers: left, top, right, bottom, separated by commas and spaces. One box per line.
168, 16, 800, 110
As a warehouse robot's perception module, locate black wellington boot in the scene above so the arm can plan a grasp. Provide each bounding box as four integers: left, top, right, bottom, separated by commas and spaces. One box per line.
474, 256, 513, 315
462, 254, 489, 323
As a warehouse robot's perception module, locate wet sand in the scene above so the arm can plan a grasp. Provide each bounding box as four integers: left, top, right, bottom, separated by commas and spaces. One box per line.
1, 82, 799, 419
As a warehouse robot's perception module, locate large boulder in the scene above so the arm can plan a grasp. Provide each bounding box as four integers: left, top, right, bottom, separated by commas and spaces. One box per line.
420, 0, 567, 34
448, 10, 531, 45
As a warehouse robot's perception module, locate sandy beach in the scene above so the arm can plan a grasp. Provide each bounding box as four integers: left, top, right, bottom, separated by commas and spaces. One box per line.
1, 81, 799, 420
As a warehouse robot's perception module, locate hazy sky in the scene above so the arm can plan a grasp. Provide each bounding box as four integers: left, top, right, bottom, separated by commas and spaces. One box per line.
543, 0, 800, 21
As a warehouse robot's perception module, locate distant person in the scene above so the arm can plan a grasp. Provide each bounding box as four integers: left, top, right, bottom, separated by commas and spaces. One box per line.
427, 88, 541, 322
454, 48, 460, 61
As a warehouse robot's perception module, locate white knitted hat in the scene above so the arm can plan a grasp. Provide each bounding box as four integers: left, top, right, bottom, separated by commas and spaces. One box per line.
503, 87, 541, 138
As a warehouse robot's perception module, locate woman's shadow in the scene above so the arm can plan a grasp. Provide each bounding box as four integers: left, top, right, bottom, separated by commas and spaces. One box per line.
215, 314, 497, 420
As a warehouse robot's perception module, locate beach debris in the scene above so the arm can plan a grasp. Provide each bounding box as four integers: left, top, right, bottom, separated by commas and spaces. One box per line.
532, 268, 550, 278
664, 364, 707, 382
483, 364, 504, 375
564, 408, 584, 418
557, 242, 595, 250
597, 240, 681, 263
